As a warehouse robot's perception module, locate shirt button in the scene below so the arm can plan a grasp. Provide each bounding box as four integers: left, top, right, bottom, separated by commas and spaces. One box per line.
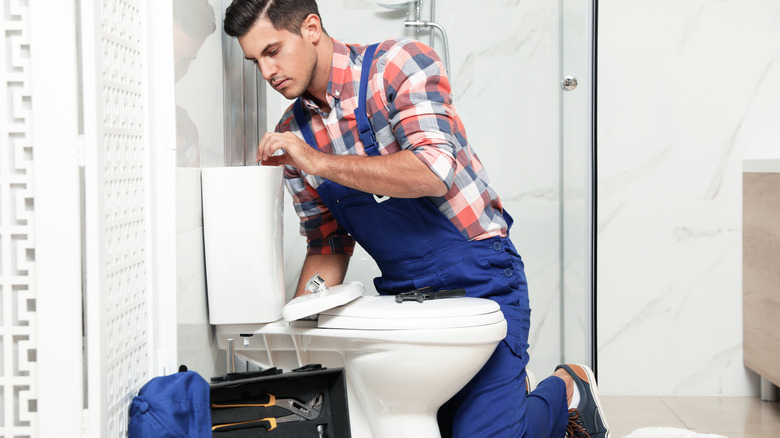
504, 268, 513, 277
493, 241, 502, 251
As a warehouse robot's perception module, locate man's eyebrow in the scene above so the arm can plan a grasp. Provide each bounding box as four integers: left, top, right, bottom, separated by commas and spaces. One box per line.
260, 42, 278, 56
244, 42, 278, 61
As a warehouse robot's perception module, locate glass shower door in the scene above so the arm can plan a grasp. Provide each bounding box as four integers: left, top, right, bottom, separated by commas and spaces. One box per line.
560, 0, 597, 370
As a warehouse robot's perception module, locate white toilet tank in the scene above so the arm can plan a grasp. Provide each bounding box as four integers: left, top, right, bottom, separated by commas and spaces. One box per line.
201, 166, 285, 324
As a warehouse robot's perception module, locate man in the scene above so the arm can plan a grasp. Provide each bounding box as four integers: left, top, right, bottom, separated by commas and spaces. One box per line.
223, 1, 610, 436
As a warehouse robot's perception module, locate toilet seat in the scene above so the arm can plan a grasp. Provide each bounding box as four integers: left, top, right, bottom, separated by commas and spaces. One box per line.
318, 295, 504, 330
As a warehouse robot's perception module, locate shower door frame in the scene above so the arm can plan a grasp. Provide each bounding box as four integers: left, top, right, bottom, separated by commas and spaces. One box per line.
560, 0, 597, 372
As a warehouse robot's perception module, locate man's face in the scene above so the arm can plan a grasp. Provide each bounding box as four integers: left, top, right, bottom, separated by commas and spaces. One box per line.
238, 17, 317, 100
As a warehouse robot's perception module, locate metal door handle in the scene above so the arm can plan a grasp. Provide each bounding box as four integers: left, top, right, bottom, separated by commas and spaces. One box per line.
561, 76, 578, 91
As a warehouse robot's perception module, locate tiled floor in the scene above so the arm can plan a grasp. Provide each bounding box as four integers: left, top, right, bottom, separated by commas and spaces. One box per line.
601, 396, 780, 438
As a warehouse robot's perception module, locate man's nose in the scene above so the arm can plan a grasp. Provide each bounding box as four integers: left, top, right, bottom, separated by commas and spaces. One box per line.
257, 59, 276, 82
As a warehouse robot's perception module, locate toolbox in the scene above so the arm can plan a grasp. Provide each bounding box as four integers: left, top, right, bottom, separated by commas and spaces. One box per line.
210, 366, 351, 438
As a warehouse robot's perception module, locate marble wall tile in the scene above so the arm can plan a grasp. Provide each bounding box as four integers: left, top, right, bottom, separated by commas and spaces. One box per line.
598, 0, 780, 395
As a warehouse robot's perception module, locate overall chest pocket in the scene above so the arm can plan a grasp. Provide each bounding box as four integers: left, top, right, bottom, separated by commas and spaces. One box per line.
333, 193, 440, 264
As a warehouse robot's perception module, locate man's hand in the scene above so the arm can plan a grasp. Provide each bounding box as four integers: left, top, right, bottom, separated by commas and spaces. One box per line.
260, 131, 448, 198
295, 254, 350, 298
257, 131, 322, 173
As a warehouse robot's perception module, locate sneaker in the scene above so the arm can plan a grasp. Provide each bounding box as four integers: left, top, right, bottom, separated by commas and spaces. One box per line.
556, 364, 610, 438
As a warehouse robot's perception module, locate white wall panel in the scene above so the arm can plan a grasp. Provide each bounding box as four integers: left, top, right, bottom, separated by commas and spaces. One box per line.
1, 1, 37, 436
29, 0, 85, 435
81, 0, 176, 435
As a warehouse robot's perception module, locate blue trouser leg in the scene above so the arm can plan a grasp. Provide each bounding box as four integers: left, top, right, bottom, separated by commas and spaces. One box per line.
438, 339, 525, 437
526, 376, 569, 438
437, 341, 569, 438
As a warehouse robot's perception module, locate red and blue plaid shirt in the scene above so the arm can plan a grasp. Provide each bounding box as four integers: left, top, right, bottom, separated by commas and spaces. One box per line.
277, 39, 508, 256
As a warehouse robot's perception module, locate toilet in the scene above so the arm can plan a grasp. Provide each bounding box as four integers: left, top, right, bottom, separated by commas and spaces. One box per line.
202, 167, 507, 437
214, 282, 507, 438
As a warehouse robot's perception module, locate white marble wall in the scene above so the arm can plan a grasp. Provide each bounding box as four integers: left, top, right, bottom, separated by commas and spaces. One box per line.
597, 0, 780, 396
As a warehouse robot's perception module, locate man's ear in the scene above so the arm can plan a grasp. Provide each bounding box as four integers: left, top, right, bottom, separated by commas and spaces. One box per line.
301, 13, 322, 43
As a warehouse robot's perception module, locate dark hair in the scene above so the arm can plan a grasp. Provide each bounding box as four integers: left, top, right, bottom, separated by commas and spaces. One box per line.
223, 0, 325, 38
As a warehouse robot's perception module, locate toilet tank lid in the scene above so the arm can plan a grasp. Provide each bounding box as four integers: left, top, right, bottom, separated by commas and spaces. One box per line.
317, 295, 504, 330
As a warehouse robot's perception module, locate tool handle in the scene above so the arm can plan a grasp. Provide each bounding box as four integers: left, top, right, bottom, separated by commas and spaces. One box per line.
211, 417, 277, 432
395, 288, 467, 303
430, 288, 467, 299
211, 393, 275, 409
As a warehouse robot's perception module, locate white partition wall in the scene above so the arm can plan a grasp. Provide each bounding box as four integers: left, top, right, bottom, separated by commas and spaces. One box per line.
2, 1, 42, 436
80, 0, 177, 436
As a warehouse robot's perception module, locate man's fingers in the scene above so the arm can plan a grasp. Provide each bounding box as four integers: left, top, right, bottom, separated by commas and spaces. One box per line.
260, 154, 287, 167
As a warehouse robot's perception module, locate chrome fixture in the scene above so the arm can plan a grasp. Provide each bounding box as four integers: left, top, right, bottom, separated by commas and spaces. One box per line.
561, 75, 579, 91
377, 0, 450, 75
305, 273, 328, 294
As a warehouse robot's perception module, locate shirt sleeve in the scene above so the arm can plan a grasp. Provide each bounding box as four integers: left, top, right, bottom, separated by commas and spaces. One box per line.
379, 40, 461, 190
276, 116, 355, 256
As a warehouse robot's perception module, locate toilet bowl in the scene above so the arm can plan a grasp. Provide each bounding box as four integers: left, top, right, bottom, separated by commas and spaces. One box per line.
215, 283, 507, 438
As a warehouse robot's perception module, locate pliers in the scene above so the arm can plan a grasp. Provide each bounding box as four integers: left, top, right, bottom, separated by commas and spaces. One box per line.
395, 287, 466, 303
211, 393, 323, 432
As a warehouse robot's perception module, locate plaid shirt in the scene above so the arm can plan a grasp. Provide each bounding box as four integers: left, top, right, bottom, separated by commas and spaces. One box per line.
277, 39, 508, 256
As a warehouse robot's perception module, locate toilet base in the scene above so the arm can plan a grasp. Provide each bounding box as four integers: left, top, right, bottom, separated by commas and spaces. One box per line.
217, 296, 507, 438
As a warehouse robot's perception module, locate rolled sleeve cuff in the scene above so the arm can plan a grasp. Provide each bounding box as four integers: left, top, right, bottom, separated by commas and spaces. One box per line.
306, 234, 356, 257
410, 143, 457, 189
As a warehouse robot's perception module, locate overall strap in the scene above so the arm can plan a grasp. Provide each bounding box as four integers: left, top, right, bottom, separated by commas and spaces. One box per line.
293, 98, 318, 149
355, 43, 380, 156
294, 43, 380, 153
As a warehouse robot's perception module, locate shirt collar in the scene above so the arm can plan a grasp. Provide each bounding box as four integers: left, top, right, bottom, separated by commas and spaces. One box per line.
301, 39, 350, 111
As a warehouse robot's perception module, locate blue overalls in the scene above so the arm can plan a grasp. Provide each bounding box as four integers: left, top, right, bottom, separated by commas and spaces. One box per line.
292, 44, 568, 438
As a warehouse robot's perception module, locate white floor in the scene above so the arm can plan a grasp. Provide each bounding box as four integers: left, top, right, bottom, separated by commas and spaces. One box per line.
600, 396, 780, 438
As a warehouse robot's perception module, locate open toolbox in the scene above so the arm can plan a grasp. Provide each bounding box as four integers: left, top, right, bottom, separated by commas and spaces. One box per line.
210, 366, 351, 438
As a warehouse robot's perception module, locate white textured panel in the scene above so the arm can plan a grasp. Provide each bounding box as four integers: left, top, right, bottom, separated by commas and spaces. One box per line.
83, 0, 152, 436
1, 0, 37, 436
102, 0, 149, 435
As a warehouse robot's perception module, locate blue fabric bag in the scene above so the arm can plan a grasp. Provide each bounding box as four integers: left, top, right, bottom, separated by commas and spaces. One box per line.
128, 369, 211, 438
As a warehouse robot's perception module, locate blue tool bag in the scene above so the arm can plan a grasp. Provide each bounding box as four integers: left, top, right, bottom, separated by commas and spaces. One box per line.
128, 368, 211, 438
